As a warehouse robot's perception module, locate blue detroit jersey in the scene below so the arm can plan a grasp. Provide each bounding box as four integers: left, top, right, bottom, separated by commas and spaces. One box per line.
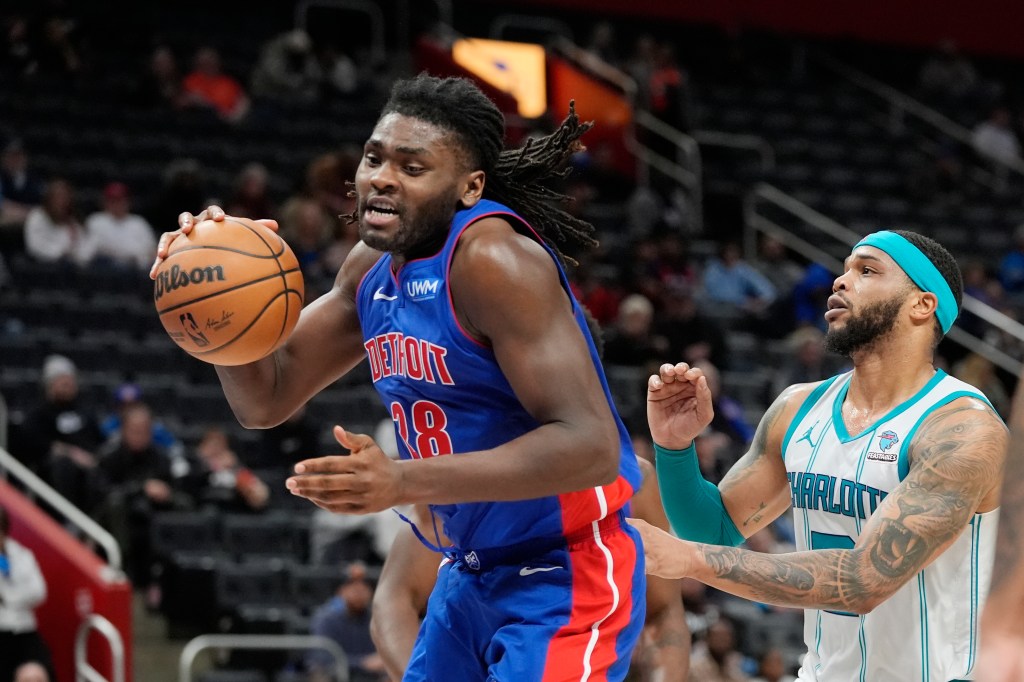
355, 199, 641, 551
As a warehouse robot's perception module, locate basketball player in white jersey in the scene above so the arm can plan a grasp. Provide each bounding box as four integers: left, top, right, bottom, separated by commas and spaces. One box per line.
630, 230, 1008, 681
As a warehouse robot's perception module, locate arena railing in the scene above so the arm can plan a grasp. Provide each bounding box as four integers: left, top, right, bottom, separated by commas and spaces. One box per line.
0, 446, 123, 572
75, 614, 126, 682
744, 182, 1024, 376
817, 54, 1024, 185
178, 634, 349, 682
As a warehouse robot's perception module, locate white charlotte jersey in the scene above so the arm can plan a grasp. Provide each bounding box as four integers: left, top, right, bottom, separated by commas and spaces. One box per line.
783, 369, 998, 682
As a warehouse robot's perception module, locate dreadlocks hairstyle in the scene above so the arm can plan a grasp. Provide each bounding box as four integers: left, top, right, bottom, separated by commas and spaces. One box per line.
359, 73, 597, 265
890, 229, 964, 346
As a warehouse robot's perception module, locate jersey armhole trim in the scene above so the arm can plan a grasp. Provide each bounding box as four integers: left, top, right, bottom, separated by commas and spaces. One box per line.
896, 390, 990, 481
781, 376, 841, 457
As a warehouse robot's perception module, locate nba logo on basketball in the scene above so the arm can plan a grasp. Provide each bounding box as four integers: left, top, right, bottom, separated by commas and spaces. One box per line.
406, 278, 441, 301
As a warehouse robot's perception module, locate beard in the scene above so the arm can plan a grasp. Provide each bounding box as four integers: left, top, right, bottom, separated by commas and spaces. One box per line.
824, 294, 904, 356
358, 188, 460, 256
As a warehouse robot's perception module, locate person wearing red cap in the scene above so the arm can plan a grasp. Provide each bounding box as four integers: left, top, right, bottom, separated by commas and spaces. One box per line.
85, 182, 157, 270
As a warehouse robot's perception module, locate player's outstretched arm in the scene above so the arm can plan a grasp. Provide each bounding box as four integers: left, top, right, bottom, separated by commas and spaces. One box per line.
635, 396, 1006, 614
977, 375, 1024, 682
370, 505, 443, 681
652, 370, 807, 547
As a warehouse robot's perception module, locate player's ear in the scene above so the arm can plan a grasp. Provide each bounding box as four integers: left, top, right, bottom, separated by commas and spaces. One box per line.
459, 170, 485, 208
910, 291, 939, 326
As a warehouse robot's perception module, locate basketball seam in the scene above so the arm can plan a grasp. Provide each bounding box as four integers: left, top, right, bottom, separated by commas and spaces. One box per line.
190, 288, 304, 357
164, 245, 281, 260
229, 217, 300, 352
155, 267, 301, 315
230, 215, 299, 348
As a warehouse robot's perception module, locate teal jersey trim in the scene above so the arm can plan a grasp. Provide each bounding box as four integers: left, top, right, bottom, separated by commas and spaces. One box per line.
966, 515, 981, 677
896, 389, 992, 481
781, 375, 840, 456
918, 572, 930, 682
832, 370, 946, 444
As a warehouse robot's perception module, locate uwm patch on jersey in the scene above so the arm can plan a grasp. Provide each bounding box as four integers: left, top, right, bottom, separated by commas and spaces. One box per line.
406, 277, 442, 301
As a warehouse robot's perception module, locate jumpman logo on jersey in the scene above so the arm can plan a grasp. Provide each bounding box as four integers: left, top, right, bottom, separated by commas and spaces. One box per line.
796, 420, 823, 448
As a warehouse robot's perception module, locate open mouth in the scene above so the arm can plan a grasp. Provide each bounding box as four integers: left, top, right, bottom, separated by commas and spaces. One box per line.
364, 199, 400, 226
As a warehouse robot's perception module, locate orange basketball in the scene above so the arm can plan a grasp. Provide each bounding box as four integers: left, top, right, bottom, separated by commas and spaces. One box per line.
153, 217, 304, 366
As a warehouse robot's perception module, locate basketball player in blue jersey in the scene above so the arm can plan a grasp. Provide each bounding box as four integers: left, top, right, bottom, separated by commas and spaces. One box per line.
152, 74, 645, 681
371, 460, 689, 682
630, 230, 1008, 681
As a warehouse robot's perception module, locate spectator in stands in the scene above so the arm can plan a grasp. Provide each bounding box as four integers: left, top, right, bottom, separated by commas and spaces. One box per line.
181, 46, 250, 123
137, 45, 184, 110
0, 16, 37, 79
655, 282, 729, 369
185, 426, 269, 513
769, 327, 848, 398
700, 241, 777, 319
13, 661, 50, 682
317, 45, 360, 99
584, 21, 620, 68
85, 182, 157, 270
93, 403, 183, 590
226, 162, 274, 220
687, 616, 752, 682
971, 106, 1021, 169
0, 506, 54, 682
917, 41, 980, 106
15, 355, 100, 512
695, 360, 755, 446
308, 561, 388, 682
791, 262, 834, 332
250, 29, 322, 106
997, 223, 1024, 296
99, 383, 187, 478
0, 139, 44, 227
278, 196, 332, 291
751, 235, 804, 303
35, 16, 82, 81
602, 293, 669, 368
23, 178, 93, 265
750, 648, 796, 682
959, 259, 1003, 339
648, 42, 693, 134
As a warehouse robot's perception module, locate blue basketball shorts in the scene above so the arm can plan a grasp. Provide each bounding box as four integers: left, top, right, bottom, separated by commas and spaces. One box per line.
404, 513, 646, 682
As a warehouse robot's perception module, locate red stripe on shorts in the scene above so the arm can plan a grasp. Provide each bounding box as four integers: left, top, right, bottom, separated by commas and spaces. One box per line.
540, 521, 638, 682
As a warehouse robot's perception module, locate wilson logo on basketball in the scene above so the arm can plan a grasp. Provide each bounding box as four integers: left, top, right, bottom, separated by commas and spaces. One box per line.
154, 264, 226, 301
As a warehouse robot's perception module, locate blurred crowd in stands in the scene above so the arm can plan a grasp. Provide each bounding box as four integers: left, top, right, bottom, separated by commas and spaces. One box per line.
2, 3, 1024, 681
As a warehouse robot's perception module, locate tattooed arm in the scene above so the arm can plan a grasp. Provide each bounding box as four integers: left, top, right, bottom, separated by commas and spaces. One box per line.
636, 396, 1006, 614
977, 376, 1024, 682
651, 364, 813, 544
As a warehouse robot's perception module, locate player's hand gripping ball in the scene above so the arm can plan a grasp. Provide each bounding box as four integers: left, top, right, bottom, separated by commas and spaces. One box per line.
153, 217, 304, 365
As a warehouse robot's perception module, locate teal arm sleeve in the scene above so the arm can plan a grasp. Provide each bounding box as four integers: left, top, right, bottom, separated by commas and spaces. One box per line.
654, 443, 746, 547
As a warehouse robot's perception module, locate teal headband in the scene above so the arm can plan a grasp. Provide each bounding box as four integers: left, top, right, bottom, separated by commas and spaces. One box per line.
854, 231, 958, 334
